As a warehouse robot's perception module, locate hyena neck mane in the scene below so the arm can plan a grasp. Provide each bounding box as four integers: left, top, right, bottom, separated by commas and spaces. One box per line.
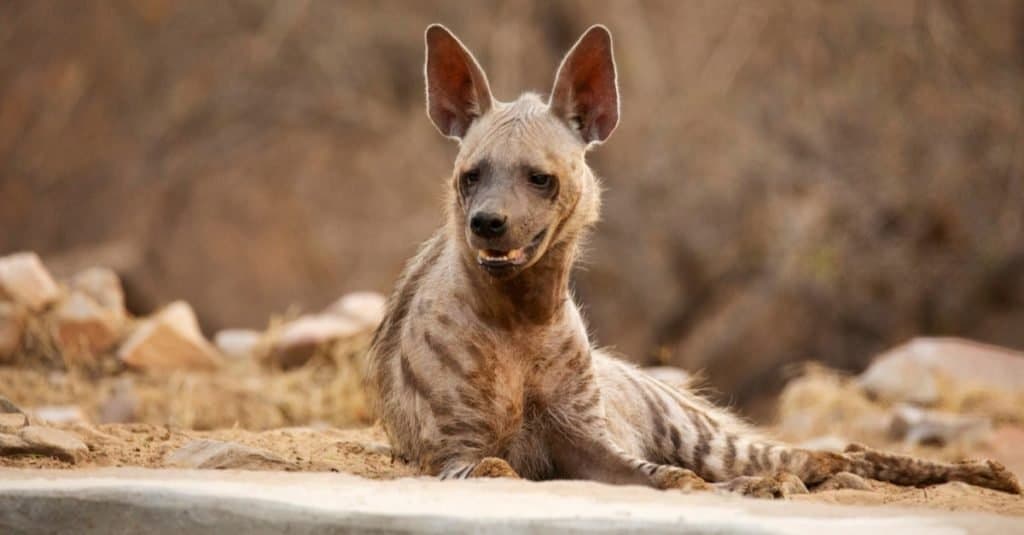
453, 224, 580, 328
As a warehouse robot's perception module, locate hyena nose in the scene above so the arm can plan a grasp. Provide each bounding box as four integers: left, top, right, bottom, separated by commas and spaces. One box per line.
469, 211, 508, 239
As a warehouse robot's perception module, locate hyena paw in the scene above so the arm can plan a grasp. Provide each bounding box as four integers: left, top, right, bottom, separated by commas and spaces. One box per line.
843, 443, 1021, 494
953, 459, 1021, 495
716, 472, 809, 499
651, 466, 712, 492
814, 471, 872, 492
469, 457, 520, 479
440, 457, 520, 480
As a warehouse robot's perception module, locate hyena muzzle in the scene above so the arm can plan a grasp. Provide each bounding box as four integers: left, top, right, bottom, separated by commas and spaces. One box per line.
365, 24, 1021, 497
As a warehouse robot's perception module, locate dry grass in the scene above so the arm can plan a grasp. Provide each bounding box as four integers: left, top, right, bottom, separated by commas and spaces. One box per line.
774, 364, 1024, 461
0, 330, 373, 431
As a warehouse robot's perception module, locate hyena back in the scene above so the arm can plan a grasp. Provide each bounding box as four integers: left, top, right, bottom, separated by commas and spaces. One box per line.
365, 24, 1021, 496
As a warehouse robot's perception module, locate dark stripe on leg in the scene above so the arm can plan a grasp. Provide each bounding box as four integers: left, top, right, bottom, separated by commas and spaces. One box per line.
424, 330, 466, 376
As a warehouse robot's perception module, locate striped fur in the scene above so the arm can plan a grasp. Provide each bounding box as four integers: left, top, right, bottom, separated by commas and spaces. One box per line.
363, 24, 1021, 496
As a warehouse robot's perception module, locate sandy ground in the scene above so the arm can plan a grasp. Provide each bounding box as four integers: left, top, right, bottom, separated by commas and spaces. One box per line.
2, 344, 1023, 517
1, 422, 1021, 516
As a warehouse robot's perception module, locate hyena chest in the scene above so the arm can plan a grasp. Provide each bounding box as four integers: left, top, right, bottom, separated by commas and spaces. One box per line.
462, 344, 573, 478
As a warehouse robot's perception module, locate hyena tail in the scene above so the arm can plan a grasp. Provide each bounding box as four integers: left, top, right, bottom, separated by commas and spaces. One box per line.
632, 366, 1022, 494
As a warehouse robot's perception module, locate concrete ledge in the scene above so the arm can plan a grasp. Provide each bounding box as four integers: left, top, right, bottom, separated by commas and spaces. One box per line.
0, 468, 1018, 534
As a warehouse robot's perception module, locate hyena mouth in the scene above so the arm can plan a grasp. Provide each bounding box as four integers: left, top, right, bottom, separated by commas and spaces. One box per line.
477, 230, 547, 273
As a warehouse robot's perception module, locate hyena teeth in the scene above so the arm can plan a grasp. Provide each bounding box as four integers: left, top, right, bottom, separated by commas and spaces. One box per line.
478, 248, 525, 262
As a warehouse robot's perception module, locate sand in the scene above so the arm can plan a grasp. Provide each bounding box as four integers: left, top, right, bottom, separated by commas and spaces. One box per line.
2, 344, 1022, 517
1, 422, 1021, 516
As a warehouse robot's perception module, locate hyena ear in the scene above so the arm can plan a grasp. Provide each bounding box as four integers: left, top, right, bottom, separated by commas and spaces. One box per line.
549, 25, 619, 144
424, 24, 494, 140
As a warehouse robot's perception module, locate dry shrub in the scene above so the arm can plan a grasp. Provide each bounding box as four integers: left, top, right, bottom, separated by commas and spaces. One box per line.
0, 331, 373, 431
774, 364, 886, 443
774, 364, 1024, 453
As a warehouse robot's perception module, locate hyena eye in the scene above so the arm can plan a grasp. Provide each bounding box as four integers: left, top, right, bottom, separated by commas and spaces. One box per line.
528, 173, 555, 189
460, 170, 480, 188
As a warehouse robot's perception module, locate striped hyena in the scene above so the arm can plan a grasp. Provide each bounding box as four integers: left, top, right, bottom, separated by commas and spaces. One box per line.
366, 24, 1021, 497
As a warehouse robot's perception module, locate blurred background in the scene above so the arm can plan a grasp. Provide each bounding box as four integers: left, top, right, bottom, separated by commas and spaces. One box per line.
2, 0, 1023, 416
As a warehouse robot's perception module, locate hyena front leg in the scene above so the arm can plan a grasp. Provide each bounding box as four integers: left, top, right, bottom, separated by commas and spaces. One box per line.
429, 418, 523, 481
545, 360, 710, 491
439, 457, 519, 480
548, 427, 711, 491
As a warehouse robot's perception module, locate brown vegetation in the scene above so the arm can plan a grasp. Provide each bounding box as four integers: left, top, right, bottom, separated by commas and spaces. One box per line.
2, 1, 1023, 412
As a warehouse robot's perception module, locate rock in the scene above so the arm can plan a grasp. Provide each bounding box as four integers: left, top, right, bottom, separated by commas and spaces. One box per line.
0, 413, 27, 434
0, 433, 32, 452
0, 302, 25, 362
214, 329, 263, 360
888, 404, 991, 447
65, 423, 124, 449
14, 426, 88, 463
642, 366, 691, 389
858, 337, 1024, 405
0, 396, 24, 415
0, 398, 29, 435
69, 267, 126, 321
324, 291, 387, 329
0, 252, 61, 311
98, 378, 138, 424
271, 314, 362, 368
30, 405, 88, 426
118, 301, 222, 372
157, 300, 204, 341
0, 468, 1021, 533
166, 439, 294, 470
52, 291, 123, 364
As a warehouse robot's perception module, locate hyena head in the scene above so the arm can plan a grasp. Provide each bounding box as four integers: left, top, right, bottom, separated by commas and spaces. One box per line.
425, 24, 619, 279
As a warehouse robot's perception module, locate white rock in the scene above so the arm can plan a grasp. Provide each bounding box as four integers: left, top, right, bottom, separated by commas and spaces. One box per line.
16, 426, 88, 463
69, 267, 125, 321
118, 301, 221, 372
166, 439, 294, 470
3, 468, 1015, 533
52, 291, 123, 364
0, 252, 61, 311
888, 404, 991, 447
0, 413, 27, 433
272, 314, 362, 368
158, 301, 205, 342
214, 329, 263, 360
324, 291, 387, 329
30, 405, 88, 426
859, 337, 1024, 405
